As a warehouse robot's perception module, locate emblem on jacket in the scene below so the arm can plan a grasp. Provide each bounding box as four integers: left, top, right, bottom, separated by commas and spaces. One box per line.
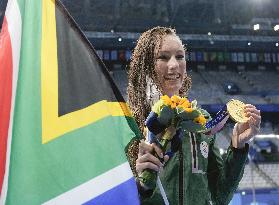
200, 141, 208, 158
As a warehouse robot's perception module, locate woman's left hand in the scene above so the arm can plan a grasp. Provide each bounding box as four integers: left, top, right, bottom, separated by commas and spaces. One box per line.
232, 104, 261, 149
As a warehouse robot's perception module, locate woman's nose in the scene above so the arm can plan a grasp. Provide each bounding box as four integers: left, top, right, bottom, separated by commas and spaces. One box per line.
168, 56, 179, 70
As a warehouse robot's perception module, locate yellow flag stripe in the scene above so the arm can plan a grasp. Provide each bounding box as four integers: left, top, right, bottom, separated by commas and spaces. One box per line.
41, 0, 131, 144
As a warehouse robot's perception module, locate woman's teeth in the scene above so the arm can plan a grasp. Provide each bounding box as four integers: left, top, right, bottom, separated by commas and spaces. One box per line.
164, 74, 180, 80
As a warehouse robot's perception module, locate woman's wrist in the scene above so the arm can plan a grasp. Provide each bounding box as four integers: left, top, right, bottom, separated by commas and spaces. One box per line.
232, 123, 245, 149
232, 134, 245, 149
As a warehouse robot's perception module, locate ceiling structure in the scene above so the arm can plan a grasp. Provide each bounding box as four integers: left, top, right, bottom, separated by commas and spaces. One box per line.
0, 0, 278, 50
60, 0, 279, 34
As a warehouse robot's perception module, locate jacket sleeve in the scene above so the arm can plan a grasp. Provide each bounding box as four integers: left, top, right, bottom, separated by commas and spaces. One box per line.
207, 136, 249, 205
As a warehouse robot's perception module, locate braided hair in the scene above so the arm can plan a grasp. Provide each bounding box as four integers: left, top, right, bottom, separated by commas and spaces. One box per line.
128, 26, 192, 132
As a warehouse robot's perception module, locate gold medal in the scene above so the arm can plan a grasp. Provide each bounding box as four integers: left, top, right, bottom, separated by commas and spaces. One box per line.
226, 99, 248, 123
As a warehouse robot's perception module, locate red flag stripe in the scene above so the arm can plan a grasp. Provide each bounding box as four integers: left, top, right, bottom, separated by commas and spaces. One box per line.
0, 1, 22, 202
0, 16, 13, 193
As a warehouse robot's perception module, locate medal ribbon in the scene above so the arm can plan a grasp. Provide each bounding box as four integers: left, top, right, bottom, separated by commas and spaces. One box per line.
205, 105, 230, 135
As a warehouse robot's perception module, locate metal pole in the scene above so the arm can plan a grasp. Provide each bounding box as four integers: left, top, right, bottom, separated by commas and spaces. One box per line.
248, 154, 257, 205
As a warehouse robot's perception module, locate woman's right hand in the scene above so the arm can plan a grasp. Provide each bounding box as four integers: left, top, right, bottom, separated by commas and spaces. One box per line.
136, 140, 169, 175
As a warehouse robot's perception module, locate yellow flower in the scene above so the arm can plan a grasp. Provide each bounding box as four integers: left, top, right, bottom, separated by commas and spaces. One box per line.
178, 97, 191, 109
178, 97, 186, 105
184, 107, 193, 113
161, 95, 172, 106
177, 97, 192, 112
171, 102, 177, 109
171, 95, 180, 104
167, 95, 181, 109
177, 105, 192, 112
194, 115, 206, 126
181, 100, 191, 108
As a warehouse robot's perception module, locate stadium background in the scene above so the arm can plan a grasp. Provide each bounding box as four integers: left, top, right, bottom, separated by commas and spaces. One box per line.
1, 0, 278, 204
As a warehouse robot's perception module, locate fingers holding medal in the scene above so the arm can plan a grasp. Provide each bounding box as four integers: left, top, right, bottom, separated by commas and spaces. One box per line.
244, 104, 261, 134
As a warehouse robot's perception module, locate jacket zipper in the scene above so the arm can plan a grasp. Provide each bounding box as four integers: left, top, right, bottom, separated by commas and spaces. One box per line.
179, 144, 184, 205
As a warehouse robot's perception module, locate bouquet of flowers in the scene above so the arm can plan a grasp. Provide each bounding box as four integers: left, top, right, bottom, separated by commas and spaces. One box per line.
138, 95, 209, 189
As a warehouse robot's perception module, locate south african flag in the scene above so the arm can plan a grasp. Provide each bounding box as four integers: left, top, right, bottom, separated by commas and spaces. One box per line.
0, 0, 140, 204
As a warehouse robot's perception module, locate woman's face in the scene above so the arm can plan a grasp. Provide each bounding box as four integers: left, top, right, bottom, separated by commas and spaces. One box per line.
155, 34, 186, 97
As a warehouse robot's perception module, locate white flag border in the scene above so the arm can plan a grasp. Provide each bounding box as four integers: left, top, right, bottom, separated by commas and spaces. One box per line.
43, 162, 134, 205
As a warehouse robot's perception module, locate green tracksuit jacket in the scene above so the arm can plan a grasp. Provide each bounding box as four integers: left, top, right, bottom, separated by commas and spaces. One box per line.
140, 131, 248, 205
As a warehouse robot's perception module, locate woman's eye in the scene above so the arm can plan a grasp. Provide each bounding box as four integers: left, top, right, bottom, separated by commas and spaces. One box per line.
176, 55, 185, 60
157, 55, 168, 60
